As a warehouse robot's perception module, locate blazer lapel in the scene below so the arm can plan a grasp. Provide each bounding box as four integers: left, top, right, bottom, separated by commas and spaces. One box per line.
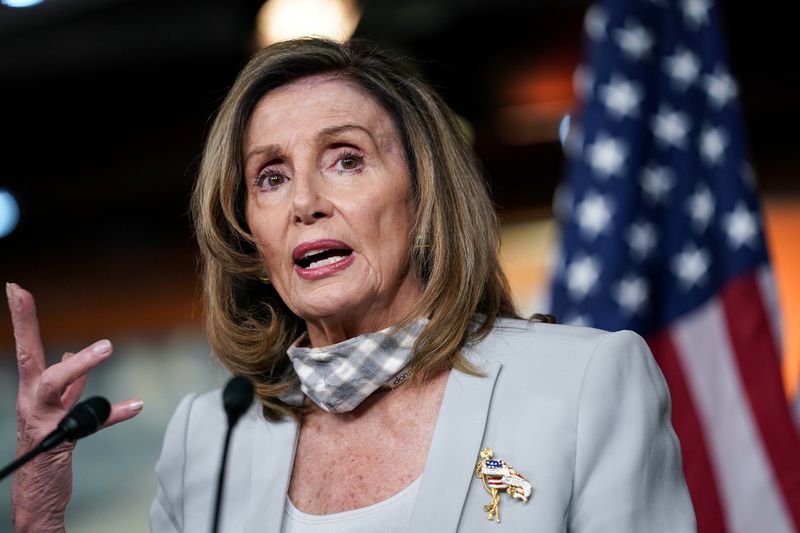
244, 414, 299, 533
408, 355, 502, 532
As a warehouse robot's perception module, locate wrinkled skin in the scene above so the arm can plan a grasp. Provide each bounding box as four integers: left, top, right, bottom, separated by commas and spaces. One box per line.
7, 283, 143, 531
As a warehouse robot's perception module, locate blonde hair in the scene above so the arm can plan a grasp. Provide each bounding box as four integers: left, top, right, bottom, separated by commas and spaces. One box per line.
192, 38, 517, 420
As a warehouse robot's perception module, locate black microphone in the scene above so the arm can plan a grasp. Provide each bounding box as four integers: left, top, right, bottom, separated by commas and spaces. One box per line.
0, 396, 111, 481
212, 376, 254, 533
223, 375, 255, 427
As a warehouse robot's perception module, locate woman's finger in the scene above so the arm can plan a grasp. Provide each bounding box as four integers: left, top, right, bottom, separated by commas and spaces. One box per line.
37, 340, 113, 406
60, 353, 88, 408
101, 398, 144, 428
7, 284, 46, 391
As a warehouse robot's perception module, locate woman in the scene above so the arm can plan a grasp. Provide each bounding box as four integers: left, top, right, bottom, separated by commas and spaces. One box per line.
9, 38, 696, 532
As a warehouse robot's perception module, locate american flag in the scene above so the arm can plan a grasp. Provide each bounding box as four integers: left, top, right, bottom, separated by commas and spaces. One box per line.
548, 0, 800, 531
481, 459, 510, 489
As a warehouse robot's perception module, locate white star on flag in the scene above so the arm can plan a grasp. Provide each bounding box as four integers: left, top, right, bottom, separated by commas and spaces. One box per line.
680, 0, 711, 29
566, 255, 601, 299
627, 220, 658, 261
700, 125, 728, 165
703, 65, 738, 108
686, 184, 715, 232
599, 74, 643, 119
586, 132, 627, 178
584, 5, 608, 41
576, 191, 614, 239
640, 164, 675, 205
722, 202, 759, 249
664, 47, 701, 90
651, 106, 690, 149
671, 243, 711, 290
613, 275, 649, 315
614, 20, 654, 60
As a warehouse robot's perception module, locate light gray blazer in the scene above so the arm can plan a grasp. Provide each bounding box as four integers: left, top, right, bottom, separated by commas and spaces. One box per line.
150, 319, 696, 532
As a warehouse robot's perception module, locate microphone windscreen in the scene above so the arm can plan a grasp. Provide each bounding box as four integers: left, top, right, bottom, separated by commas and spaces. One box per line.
60, 396, 111, 441
223, 376, 254, 426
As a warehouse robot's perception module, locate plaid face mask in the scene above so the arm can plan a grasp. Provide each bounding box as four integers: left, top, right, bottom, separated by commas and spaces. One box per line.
286, 318, 429, 413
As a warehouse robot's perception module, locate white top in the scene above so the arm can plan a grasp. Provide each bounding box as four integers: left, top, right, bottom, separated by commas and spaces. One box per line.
281, 477, 421, 533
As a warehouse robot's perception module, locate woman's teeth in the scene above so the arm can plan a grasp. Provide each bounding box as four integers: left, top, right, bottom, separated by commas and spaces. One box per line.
306, 255, 346, 269
296, 246, 353, 269
302, 248, 329, 259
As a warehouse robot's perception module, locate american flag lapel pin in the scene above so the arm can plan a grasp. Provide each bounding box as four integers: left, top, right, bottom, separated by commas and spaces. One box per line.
474, 447, 532, 522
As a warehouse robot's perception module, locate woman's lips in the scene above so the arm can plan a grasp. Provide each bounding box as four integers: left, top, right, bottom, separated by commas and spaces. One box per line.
294, 254, 355, 280
292, 239, 355, 280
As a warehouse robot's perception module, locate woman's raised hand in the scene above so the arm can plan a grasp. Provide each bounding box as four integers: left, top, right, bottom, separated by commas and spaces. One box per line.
7, 283, 143, 532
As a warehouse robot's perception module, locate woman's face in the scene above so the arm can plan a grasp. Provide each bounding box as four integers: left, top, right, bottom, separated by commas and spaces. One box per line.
243, 75, 422, 342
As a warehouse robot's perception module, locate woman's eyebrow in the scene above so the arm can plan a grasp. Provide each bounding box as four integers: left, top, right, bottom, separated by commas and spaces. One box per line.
245, 125, 373, 163
244, 144, 283, 165
318, 124, 375, 144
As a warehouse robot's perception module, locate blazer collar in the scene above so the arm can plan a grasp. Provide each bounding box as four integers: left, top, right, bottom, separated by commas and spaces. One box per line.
408, 353, 502, 532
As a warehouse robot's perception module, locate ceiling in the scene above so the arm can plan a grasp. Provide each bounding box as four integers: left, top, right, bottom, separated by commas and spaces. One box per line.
0, 0, 797, 345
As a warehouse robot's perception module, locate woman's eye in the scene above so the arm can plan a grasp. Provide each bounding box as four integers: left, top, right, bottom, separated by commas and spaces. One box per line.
255, 170, 286, 190
335, 152, 363, 172
341, 156, 359, 169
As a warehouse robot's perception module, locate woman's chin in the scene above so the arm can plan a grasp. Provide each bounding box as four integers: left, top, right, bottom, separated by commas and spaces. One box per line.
290, 288, 373, 324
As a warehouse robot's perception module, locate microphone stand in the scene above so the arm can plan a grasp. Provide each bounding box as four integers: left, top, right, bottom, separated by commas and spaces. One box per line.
211, 424, 236, 533
211, 376, 254, 533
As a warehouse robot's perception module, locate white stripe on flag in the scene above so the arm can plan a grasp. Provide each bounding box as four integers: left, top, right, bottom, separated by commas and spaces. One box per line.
757, 265, 783, 360
672, 295, 794, 533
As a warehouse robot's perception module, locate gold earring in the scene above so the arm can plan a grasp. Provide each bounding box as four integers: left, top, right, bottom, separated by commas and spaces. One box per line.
258, 270, 270, 284
414, 236, 431, 248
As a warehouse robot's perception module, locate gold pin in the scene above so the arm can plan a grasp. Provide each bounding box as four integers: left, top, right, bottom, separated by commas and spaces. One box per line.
474, 447, 532, 522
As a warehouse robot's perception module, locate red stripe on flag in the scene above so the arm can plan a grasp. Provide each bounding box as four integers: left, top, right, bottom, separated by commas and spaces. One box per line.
648, 329, 729, 533
720, 274, 800, 529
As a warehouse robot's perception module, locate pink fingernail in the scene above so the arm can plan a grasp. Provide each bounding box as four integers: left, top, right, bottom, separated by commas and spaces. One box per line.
92, 340, 112, 355
129, 399, 144, 412
6, 283, 20, 310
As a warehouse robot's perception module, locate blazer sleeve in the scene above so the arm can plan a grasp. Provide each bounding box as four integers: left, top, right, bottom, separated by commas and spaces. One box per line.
568, 330, 697, 533
150, 393, 197, 533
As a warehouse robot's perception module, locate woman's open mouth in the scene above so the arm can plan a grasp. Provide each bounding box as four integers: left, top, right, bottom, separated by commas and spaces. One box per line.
293, 240, 355, 280
296, 248, 352, 269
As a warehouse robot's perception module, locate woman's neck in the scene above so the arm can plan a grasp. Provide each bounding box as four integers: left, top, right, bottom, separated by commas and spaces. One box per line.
289, 369, 450, 514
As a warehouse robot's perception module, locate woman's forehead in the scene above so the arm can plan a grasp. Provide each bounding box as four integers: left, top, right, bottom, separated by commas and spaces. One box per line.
244, 75, 400, 150
252, 75, 386, 124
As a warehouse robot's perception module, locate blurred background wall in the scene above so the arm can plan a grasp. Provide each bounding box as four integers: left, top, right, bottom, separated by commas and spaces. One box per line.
0, 0, 798, 530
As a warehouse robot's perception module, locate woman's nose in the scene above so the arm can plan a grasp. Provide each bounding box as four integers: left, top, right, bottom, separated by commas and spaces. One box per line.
291, 173, 333, 225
